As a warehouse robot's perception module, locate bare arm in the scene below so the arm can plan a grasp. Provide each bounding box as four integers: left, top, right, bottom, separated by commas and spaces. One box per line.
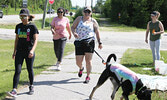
66, 23, 72, 40
93, 19, 102, 49
71, 16, 81, 38
51, 25, 56, 35
154, 21, 164, 35
29, 34, 38, 58
12, 34, 19, 59
145, 22, 150, 43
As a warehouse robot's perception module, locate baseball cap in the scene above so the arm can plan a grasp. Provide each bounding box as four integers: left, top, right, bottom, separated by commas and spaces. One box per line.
19, 8, 30, 16
84, 6, 92, 12
151, 11, 157, 16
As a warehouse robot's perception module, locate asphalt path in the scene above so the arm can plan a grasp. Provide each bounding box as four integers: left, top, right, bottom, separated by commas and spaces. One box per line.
1, 28, 167, 100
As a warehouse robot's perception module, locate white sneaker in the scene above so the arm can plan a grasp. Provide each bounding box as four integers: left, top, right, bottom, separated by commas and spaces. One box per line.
56, 64, 61, 71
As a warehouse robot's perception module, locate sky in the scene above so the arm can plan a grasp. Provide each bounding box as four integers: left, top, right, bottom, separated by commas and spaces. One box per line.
71, 0, 97, 8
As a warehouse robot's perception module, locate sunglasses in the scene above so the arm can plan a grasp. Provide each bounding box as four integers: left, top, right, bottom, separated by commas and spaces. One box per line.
57, 11, 63, 13
20, 16, 27, 19
84, 10, 91, 14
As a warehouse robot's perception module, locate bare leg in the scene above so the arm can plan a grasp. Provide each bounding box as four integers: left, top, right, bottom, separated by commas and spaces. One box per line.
85, 53, 93, 77
76, 55, 84, 69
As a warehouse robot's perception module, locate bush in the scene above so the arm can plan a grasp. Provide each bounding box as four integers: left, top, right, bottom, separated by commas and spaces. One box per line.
101, 0, 167, 29
73, 8, 83, 21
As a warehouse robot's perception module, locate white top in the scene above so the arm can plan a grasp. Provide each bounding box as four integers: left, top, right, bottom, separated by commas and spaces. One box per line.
76, 17, 95, 41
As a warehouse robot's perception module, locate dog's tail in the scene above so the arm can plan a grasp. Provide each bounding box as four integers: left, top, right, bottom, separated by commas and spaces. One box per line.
106, 54, 117, 66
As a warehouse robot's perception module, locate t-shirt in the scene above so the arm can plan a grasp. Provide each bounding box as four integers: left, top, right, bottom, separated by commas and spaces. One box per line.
15, 22, 39, 51
149, 21, 161, 41
51, 17, 70, 40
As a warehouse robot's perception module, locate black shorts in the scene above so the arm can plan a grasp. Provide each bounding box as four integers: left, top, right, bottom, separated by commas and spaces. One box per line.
74, 40, 95, 55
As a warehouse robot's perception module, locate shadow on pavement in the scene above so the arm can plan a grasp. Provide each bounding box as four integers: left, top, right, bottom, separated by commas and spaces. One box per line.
34, 78, 82, 85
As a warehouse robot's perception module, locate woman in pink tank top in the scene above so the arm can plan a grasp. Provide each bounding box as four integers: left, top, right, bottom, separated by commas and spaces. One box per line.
51, 7, 72, 71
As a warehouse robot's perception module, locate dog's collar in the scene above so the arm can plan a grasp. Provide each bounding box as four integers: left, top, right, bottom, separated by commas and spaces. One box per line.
136, 86, 144, 95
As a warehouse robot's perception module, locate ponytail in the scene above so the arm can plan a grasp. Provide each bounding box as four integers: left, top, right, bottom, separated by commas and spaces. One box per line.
28, 15, 35, 21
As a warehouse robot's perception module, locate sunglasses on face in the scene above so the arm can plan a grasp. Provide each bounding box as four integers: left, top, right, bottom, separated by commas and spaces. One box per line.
20, 16, 27, 19
57, 11, 63, 13
84, 10, 91, 14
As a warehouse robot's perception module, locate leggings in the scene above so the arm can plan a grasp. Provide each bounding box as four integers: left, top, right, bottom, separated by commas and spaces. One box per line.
53, 38, 67, 62
149, 39, 161, 61
13, 51, 35, 88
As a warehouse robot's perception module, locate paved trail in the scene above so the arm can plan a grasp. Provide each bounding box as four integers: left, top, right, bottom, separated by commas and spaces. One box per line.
0, 26, 167, 100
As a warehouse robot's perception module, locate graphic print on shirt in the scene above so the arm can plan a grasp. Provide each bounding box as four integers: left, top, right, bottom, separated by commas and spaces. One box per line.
18, 28, 31, 41
27, 28, 30, 41
76, 20, 95, 40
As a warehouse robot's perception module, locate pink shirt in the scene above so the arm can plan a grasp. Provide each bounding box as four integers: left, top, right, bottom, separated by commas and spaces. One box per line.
51, 16, 70, 40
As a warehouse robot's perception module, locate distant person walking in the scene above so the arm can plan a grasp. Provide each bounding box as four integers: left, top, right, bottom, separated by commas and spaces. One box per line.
145, 11, 164, 66
71, 6, 102, 83
7, 8, 39, 97
50, 7, 72, 71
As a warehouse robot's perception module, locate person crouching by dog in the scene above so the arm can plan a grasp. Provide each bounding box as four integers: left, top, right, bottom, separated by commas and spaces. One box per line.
7, 8, 39, 97
71, 6, 102, 83
50, 7, 72, 71
145, 11, 164, 66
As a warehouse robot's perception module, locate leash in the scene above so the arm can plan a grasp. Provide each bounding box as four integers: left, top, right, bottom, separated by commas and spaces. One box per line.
94, 50, 106, 65
84, 38, 106, 65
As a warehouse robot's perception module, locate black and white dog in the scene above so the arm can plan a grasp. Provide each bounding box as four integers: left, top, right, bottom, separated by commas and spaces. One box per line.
89, 54, 152, 100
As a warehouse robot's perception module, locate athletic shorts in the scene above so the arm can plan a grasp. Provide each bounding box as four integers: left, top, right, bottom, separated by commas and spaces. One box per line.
74, 40, 95, 55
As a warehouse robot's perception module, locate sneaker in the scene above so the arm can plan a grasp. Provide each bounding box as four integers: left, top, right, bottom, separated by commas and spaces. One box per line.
56, 64, 61, 71
29, 85, 34, 95
83, 76, 90, 84
78, 67, 84, 77
7, 89, 17, 97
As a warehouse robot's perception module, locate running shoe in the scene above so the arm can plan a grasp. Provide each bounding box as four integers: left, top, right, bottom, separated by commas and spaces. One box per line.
29, 85, 34, 95
78, 67, 84, 77
56, 64, 61, 71
83, 76, 90, 84
7, 89, 17, 97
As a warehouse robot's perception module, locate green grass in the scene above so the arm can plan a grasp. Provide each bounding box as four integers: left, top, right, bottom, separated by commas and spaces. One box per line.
118, 48, 167, 99
120, 48, 167, 74
0, 39, 74, 99
93, 14, 145, 32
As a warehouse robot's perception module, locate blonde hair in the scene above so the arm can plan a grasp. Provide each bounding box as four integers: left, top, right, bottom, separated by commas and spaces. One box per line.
155, 11, 160, 19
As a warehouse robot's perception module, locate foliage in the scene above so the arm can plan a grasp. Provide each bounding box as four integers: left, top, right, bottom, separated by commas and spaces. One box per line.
73, 8, 83, 21
100, 0, 167, 29
0, 0, 72, 15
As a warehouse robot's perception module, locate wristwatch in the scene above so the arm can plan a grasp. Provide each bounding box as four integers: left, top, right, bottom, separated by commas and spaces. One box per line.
99, 42, 102, 45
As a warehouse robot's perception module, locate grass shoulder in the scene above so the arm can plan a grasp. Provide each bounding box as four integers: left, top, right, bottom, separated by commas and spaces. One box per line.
0, 39, 74, 99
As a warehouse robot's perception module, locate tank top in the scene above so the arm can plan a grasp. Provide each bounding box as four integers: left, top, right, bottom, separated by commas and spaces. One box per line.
110, 63, 139, 92
149, 21, 161, 41
76, 17, 95, 41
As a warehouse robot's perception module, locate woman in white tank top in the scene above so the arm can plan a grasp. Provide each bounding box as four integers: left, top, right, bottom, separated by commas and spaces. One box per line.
71, 6, 102, 83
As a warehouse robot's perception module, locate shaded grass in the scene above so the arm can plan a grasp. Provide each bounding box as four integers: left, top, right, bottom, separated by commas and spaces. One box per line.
0, 39, 74, 99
